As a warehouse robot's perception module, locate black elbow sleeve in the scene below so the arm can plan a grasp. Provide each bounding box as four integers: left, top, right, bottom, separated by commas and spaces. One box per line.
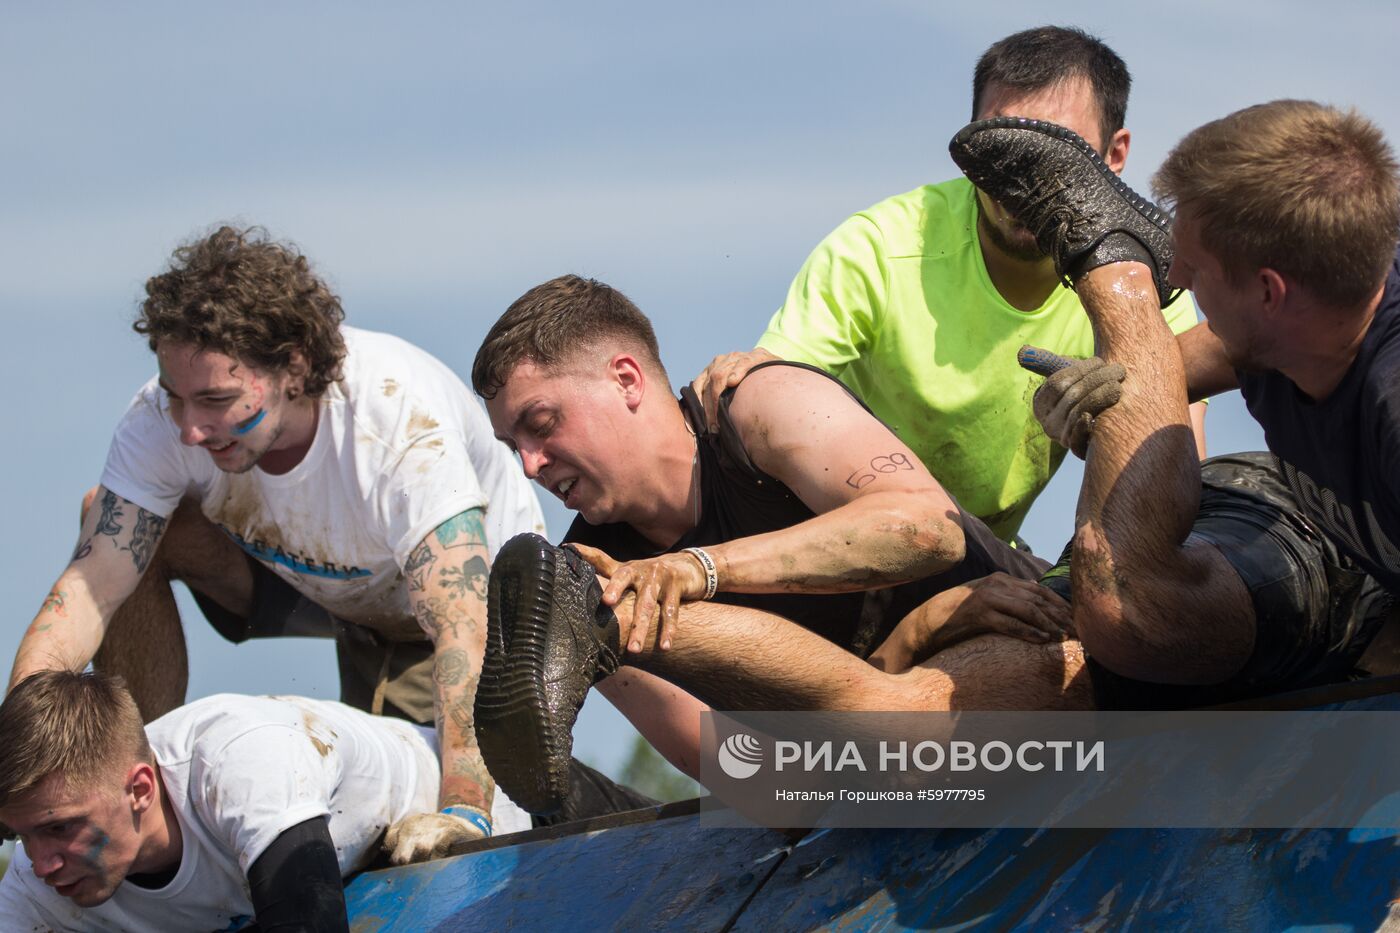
247, 816, 349, 933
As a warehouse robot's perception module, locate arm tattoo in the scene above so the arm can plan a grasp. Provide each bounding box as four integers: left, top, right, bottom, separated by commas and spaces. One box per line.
434, 509, 488, 550
404, 541, 437, 592
40, 588, 68, 617
71, 492, 166, 573
440, 556, 489, 601
410, 509, 489, 636
434, 647, 470, 686
33, 587, 68, 631
438, 685, 494, 807
445, 692, 477, 738
73, 490, 125, 562
124, 509, 167, 574
95, 491, 124, 536
414, 595, 478, 641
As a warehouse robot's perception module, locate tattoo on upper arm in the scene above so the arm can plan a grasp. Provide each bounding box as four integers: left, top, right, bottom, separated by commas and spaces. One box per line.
845, 452, 916, 490
434, 509, 488, 550
95, 491, 123, 536
72, 491, 124, 562
405, 542, 437, 592
71, 491, 167, 573
410, 509, 490, 636
126, 509, 167, 574
440, 556, 489, 601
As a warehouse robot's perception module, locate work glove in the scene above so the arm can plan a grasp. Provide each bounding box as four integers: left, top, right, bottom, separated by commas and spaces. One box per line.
382, 808, 491, 865
1020, 346, 1126, 459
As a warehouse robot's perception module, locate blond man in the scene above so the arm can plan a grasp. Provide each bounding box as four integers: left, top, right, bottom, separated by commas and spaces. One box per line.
0, 671, 529, 931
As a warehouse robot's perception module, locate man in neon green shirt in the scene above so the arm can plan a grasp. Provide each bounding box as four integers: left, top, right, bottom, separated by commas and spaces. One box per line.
696, 26, 1204, 542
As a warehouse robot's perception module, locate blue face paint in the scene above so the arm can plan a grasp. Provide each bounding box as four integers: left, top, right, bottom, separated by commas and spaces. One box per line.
232, 409, 266, 435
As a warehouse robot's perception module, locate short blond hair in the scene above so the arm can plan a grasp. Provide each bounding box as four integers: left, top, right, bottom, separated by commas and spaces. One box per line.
1154, 100, 1400, 309
0, 671, 153, 807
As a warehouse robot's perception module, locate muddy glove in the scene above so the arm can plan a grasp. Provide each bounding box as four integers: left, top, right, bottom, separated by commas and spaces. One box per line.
1018, 345, 1126, 459
382, 807, 491, 865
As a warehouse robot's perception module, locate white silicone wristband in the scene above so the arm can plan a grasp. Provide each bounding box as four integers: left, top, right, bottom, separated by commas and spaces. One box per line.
682, 547, 719, 600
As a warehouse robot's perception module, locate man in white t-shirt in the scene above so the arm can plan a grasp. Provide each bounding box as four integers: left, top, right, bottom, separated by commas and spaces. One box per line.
5, 226, 568, 861
0, 671, 530, 931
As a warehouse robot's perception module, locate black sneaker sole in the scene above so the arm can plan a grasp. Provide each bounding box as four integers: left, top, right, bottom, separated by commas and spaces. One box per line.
950, 117, 1180, 306
477, 533, 572, 815
951, 117, 1175, 235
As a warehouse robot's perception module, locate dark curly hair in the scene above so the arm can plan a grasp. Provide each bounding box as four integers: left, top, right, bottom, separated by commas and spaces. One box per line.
136, 226, 347, 396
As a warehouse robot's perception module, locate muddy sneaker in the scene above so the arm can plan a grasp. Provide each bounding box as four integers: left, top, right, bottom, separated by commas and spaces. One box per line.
475, 533, 621, 815
949, 117, 1180, 307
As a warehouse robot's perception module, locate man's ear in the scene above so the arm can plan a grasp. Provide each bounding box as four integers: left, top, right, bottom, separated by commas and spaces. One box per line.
284, 350, 309, 397
126, 762, 159, 816
610, 353, 647, 411
1259, 267, 1288, 315
1104, 128, 1130, 174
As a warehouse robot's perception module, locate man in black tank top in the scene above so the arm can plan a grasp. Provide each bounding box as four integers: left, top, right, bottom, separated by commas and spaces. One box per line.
953, 100, 1398, 708
470, 274, 1098, 794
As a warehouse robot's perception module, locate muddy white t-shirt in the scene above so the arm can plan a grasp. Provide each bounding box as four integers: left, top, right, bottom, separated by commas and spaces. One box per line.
99, 327, 546, 635
0, 694, 531, 932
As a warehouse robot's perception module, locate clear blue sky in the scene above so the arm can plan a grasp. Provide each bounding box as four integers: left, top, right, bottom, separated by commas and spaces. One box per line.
4, 1, 1399, 778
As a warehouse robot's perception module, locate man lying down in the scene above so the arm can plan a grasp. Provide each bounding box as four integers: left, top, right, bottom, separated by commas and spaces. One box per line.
469, 140, 1393, 811
0, 671, 529, 932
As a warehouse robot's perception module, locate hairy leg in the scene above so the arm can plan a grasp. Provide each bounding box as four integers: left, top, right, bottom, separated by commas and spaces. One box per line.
87, 493, 256, 721
613, 594, 1090, 712
93, 555, 188, 722
903, 635, 1093, 711
1070, 265, 1254, 683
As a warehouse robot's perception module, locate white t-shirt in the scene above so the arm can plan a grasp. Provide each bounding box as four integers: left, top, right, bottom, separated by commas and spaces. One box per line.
100, 327, 545, 636
0, 694, 531, 932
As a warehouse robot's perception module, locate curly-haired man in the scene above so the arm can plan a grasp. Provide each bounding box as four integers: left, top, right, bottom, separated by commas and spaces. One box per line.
7, 226, 649, 863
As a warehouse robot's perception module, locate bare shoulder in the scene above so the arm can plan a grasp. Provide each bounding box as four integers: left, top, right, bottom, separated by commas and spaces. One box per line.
726, 364, 868, 442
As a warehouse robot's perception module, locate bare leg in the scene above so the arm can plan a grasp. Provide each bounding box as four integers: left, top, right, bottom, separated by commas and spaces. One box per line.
1069, 265, 1254, 683
85, 492, 256, 721
93, 555, 189, 722
612, 595, 1091, 712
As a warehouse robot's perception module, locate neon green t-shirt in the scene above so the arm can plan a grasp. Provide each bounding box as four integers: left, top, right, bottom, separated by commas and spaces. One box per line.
758, 177, 1200, 540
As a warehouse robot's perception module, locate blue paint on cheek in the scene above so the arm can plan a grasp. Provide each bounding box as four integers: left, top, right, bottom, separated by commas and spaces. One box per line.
232, 409, 266, 435
83, 830, 110, 868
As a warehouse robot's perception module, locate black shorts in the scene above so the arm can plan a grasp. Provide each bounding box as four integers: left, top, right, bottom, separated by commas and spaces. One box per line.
1040, 453, 1396, 710
191, 556, 436, 725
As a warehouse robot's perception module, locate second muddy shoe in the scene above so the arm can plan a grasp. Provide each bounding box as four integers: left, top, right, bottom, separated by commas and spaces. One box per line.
949, 116, 1180, 308
475, 533, 622, 815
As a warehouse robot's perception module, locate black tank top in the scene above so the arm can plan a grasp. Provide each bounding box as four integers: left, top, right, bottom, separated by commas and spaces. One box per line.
564, 362, 1046, 654
1237, 246, 1400, 593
